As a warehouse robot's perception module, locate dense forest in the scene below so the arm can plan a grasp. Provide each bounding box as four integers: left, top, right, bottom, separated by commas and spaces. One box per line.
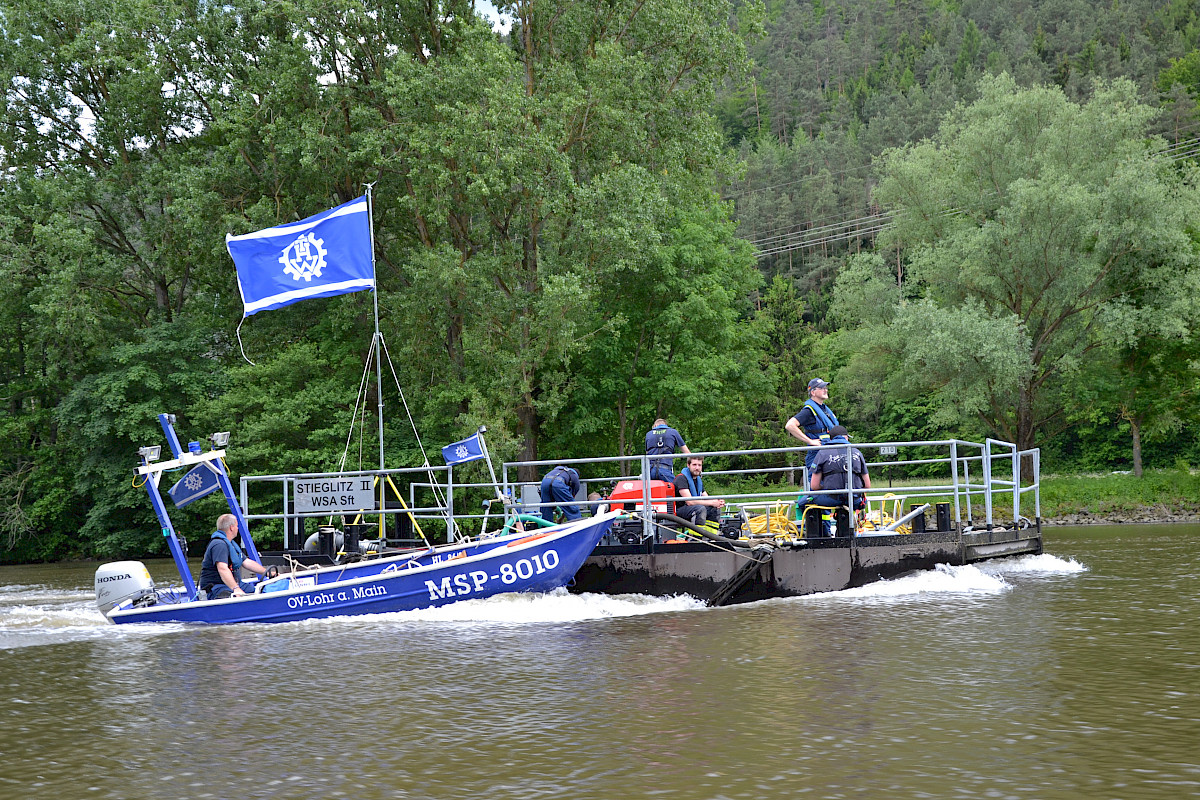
2, 0, 1200, 561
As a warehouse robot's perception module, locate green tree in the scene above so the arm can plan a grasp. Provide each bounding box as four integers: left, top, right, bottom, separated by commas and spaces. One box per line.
1, 0, 767, 558
558, 205, 764, 460
356, 0, 761, 479
0, 0, 364, 556
853, 74, 1200, 464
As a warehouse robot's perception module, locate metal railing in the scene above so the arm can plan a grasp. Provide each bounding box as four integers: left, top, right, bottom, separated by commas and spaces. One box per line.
499, 439, 1040, 538
238, 438, 1040, 545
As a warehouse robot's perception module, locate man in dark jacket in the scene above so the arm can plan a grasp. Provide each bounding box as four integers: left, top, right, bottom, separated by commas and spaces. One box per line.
645, 418, 691, 482
539, 465, 582, 523
199, 514, 270, 599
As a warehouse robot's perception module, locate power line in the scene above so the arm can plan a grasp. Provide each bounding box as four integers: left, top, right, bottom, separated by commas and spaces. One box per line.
754, 209, 968, 259
754, 222, 892, 258
747, 210, 892, 249
750, 134, 1200, 260
739, 203, 883, 241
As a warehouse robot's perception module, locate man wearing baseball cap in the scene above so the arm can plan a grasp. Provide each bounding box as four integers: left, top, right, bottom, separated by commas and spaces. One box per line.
785, 377, 840, 474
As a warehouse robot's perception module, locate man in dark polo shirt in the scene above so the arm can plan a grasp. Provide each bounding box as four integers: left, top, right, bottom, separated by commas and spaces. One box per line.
808, 426, 871, 511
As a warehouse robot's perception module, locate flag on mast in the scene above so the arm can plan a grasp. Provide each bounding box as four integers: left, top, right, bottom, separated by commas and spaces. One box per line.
167, 463, 221, 508
227, 196, 374, 317
442, 434, 486, 465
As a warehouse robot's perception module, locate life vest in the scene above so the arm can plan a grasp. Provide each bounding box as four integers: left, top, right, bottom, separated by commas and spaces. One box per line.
548, 466, 578, 485
802, 399, 839, 442
227, 536, 246, 567
680, 469, 704, 499
200, 531, 245, 589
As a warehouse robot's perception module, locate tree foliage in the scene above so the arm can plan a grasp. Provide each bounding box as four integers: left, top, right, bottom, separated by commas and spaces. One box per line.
5, 0, 1200, 563
0, 0, 764, 560
840, 75, 1200, 462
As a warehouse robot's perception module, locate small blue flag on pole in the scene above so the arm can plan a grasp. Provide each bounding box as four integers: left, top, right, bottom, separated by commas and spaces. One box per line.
227, 196, 374, 317
442, 434, 485, 465
167, 463, 221, 508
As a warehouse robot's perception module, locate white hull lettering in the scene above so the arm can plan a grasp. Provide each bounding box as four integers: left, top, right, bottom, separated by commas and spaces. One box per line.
426, 577, 455, 600
424, 550, 561, 600
287, 586, 386, 609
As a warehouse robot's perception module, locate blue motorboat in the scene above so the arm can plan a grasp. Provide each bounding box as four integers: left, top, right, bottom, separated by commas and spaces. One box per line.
94, 414, 617, 625
94, 195, 622, 624
100, 514, 616, 624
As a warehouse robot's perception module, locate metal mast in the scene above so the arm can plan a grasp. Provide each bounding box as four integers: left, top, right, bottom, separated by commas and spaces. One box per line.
365, 184, 385, 473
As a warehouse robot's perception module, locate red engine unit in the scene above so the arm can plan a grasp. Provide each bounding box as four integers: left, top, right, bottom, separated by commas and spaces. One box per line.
607, 479, 675, 514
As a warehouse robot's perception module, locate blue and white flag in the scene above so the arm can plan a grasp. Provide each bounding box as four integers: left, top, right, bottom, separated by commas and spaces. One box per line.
167, 463, 221, 508
227, 196, 374, 317
442, 434, 485, 465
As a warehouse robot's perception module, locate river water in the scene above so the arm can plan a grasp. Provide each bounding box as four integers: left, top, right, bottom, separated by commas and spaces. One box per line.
1, 524, 1196, 800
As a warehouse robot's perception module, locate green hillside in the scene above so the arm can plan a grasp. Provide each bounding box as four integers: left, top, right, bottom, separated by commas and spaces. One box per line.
2, 0, 1199, 561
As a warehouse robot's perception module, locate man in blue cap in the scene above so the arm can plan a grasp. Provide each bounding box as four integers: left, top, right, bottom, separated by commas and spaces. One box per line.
785, 377, 839, 474
539, 465, 582, 523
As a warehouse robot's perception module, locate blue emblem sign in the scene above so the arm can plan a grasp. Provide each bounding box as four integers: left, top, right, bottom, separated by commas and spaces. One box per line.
167, 463, 221, 508
441, 434, 485, 465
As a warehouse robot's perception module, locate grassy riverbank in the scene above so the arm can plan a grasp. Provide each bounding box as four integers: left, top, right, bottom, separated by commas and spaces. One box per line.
866, 468, 1200, 524
722, 467, 1200, 525
1035, 469, 1200, 523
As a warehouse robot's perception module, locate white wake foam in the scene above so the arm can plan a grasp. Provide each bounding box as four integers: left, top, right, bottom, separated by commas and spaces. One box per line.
0, 585, 94, 604
403, 588, 703, 622
1, 602, 109, 630
804, 552, 1086, 603
975, 552, 1087, 576
0, 581, 108, 635
809, 562, 1012, 601
297, 588, 704, 627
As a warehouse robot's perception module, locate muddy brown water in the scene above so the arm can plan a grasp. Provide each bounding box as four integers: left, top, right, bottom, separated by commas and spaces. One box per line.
1, 524, 1195, 799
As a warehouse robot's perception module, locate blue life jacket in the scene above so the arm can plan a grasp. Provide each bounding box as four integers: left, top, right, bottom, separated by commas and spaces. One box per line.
199, 531, 245, 589
801, 399, 839, 442
680, 469, 704, 499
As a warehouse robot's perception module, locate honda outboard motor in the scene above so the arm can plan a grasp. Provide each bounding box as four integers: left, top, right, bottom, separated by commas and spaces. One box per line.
95, 561, 156, 615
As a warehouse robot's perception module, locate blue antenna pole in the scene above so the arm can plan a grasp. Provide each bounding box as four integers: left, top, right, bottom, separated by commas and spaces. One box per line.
156, 413, 261, 565
140, 473, 199, 601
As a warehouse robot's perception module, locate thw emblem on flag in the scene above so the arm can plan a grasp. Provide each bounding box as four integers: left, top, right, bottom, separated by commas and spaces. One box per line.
280, 233, 328, 281
167, 463, 221, 508
227, 196, 374, 317
442, 434, 485, 465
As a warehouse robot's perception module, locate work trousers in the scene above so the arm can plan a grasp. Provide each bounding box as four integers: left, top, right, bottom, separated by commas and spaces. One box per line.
539, 476, 581, 522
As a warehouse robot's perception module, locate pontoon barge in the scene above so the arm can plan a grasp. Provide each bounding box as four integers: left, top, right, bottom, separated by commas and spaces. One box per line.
246, 437, 1041, 607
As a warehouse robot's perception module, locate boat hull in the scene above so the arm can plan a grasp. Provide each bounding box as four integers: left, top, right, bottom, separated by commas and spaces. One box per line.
572, 523, 1042, 605
108, 513, 618, 624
